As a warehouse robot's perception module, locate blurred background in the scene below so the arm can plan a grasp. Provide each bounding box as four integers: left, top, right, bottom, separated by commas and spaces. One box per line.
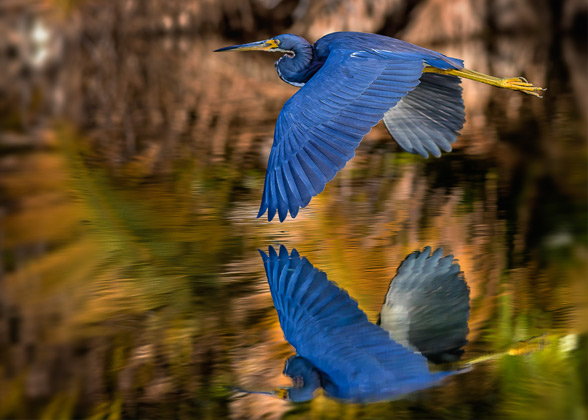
0, 0, 587, 419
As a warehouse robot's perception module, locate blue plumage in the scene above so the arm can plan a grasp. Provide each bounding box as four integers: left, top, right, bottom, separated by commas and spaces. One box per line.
216, 31, 544, 221
216, 32, 465, 221
259, 245, 461, 402
259, 49, 425, 221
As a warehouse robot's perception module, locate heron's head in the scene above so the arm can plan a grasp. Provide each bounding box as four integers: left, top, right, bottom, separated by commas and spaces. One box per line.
282, 355, 321, 402
214, 34, 307, 57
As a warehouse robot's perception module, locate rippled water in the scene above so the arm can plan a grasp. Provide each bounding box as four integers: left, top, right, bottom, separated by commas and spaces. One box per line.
0, 29, 587, 420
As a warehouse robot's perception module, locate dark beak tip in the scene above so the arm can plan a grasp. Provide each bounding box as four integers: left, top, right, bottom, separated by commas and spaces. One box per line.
213, 40, 269, 53
213, 45, 241, 52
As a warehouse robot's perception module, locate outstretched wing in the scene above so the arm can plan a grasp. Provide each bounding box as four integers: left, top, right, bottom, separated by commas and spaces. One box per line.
258, 49, 426, 222
382, 72, 465, 158
260, 245, 443, 400
379, 247, 470, 363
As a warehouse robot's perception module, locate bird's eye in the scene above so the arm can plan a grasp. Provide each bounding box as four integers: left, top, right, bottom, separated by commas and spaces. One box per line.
265, 39, 280, 50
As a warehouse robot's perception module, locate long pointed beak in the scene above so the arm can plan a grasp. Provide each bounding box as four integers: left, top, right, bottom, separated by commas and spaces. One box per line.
214, 39, 278, 52
227, 385, 289, 400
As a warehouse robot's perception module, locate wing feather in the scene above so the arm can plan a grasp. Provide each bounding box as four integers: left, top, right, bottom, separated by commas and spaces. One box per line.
259, 49, 425, 221
379, 247, 470, 363
383, 73, 465, 158
260, 246, 440, 400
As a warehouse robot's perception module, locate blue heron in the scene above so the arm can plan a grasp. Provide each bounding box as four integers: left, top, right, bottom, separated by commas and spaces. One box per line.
215, 32, 545, 222
250, 245, 469, 402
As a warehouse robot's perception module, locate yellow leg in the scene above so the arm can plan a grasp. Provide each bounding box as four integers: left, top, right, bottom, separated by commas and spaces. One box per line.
453, 335, 548, 370
424, 66, 546, 98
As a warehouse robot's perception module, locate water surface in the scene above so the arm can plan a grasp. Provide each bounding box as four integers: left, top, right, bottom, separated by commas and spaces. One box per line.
0, 29, 586, 420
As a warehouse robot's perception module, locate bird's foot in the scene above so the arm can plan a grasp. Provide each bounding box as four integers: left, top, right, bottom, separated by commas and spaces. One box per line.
500, 77, 546, 98
431, 68, 547, 98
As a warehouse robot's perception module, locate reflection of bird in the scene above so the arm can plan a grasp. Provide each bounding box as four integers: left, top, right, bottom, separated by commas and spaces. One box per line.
379, 247, 469, 364
256, 245, 467, 402
215, 32, 545, 222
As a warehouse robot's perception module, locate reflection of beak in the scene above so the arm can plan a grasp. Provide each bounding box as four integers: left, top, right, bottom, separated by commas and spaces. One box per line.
273, 388, 289, 400
226, 385, 290, 400
214, 39, 278, 52
228, 385, 286, 398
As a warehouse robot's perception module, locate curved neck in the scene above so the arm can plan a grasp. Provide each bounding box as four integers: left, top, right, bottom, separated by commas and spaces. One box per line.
275, 41, 321, 87
283, 355, 321, 402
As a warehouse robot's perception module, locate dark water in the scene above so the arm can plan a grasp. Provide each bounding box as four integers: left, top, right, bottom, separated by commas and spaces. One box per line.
0, 25, 587, 420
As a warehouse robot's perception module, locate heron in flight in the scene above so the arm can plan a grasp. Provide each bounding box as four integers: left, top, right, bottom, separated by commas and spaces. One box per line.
215, 32, 545, 222
247, 245, 470, 402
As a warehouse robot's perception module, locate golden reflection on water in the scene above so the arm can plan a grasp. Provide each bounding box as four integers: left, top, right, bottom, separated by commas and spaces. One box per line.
1, 9, 587, 420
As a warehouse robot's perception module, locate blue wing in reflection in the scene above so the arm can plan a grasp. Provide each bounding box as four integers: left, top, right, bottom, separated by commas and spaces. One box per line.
259, 245, 457, 402
379, 247, 470, 364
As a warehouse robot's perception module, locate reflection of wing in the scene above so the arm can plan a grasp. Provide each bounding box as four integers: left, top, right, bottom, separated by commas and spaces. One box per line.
258, 49, 428, 222
383, 73, 465, 158
379, 247, 470, 363
260, 245, 451, 401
